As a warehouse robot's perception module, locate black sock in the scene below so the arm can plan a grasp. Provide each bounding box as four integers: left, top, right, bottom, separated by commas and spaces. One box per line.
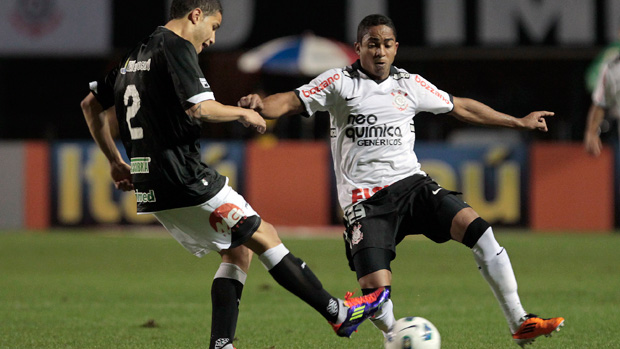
362, 285, 391, 296
268, 253, 340, 323
209, 277, 244, 349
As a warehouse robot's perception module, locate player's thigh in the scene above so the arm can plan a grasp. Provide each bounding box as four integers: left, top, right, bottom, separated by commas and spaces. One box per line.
410, 184, 471, 244
353, 247, 394, 284
153, 184, 261, 257
243, 220, 282, 255
344, 215, 397, 281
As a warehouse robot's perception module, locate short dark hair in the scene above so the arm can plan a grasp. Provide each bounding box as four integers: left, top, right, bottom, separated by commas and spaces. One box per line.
356, 14, 397, 43
169, 0, 222, 20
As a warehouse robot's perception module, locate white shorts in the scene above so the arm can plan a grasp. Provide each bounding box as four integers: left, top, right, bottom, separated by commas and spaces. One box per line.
153, 181, 261, 257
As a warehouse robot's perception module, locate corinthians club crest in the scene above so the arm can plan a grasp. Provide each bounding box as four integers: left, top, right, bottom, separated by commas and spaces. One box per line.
10, 0, 62, 37
351, 222, 363, 245
391, 89, 409, 111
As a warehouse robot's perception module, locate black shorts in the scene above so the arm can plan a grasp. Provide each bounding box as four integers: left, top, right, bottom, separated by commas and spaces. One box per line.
343, 174, 470, 279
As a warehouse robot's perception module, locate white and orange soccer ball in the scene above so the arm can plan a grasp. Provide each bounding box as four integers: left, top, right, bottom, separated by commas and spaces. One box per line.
384, 317, 441, 349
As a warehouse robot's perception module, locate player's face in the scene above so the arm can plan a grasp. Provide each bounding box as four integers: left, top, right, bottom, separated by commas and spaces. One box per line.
355, 25, 399, 80
195, 11, 222, 54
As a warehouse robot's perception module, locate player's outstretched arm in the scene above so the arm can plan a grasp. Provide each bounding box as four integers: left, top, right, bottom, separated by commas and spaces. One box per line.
186, 100, 266, 133
449, 97, 553, 132
584, 104, 605, 156
80, 92, 133, 191
238, 91, 304, 119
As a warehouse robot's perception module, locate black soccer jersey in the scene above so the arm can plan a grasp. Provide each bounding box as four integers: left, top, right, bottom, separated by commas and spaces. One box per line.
91, 26, 225, 213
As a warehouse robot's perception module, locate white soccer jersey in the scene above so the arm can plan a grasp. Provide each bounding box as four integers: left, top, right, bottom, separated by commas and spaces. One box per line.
296, 61, 454, 211
592, 56, 620, 119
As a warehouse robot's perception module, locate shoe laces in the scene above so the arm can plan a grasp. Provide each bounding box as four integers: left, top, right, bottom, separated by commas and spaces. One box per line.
523, 313, 552, 321
343, 288, 382, 307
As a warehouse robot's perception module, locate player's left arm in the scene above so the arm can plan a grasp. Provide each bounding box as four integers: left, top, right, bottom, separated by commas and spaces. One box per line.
583, 103, 605, 156
449, 96, 553, 132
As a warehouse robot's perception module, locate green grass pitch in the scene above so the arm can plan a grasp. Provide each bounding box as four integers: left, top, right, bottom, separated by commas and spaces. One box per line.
1, 229, 619, 348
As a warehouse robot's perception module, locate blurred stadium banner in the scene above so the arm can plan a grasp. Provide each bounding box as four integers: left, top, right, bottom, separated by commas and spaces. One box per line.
172, 0, 612, 49
0, 0, 615, 56
0, 141, 616, 231
48, 141, 245, 226
0, 141, 50, 229
0, 0, 111, 56
529, 143, 615, 231
418, 143, 528, 226
244, 141, 332, 226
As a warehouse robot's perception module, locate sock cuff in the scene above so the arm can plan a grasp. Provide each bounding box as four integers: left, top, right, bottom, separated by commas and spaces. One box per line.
472, 226, 502, 260
214, 262, 248, 285
258, 243, 290, 270
463, 217, 491, 248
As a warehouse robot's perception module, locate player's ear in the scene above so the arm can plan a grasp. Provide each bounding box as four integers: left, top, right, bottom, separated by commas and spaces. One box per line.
354, 42, 361, 56
188, 8, 202, 24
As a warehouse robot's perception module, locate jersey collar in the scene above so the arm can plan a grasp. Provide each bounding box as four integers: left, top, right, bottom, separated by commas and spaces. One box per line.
351, 60, 400, 84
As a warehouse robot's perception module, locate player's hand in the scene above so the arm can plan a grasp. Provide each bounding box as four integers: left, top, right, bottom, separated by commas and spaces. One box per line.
239, 109, 267, 134
522, 111, 553, 132
238, 94, 264, 112
584, 132, 602, 157
110, 161, 134, 191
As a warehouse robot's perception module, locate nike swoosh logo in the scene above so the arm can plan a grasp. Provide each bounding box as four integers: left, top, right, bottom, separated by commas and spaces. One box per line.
496, 247, 505, 256
345, 96, 358, 101
432, 188, 441, 195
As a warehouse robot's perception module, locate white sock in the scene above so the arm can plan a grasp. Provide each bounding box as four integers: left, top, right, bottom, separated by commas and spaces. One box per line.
335, 299, 348, 324
258, 244, 289, 270
370, 299, 395, 336
472, 227, 527, 333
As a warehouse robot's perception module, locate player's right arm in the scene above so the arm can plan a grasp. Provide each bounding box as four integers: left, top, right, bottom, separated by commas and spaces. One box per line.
80, 92, 133, 191
185, 100, 266, 133
238, 91, 304, 119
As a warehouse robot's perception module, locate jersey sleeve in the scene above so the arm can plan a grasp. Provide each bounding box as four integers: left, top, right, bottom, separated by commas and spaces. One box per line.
592, 64, 612, 108
89, 67, 118, 110
294, 68, 343, 116
163, 37, 215, 110
410, 74, 454, 114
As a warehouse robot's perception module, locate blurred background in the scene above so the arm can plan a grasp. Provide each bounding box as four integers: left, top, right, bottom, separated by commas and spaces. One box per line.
0, 0, 618, 232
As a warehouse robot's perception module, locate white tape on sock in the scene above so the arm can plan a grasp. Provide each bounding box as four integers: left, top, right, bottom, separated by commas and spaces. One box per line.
214, 262, 248, 285
258, 244, 290, 270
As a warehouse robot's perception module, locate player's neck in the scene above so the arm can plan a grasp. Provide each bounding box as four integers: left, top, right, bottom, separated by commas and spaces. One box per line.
164, 19, 191, 42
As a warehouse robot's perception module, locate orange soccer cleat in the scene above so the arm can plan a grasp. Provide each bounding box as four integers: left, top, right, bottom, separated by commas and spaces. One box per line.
512, 313, 565, 347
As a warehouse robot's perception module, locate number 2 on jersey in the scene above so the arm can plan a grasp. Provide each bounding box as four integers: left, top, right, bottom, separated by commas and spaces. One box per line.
123, 84, 144, 140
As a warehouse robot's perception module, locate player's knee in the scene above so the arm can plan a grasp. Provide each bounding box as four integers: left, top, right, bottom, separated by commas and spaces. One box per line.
220, 246, 253, 271
462, 217, 491, 248
256, 220, 280, 241
246, 220, 282, 254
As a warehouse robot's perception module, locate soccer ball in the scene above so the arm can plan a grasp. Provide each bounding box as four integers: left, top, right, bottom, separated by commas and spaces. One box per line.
384, 317, 441, 349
